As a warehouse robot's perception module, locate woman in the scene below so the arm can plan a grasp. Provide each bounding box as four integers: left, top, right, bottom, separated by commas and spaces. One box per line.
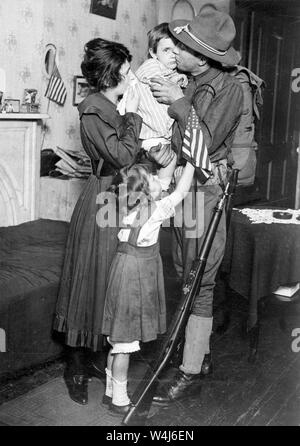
53, 38, 142, 405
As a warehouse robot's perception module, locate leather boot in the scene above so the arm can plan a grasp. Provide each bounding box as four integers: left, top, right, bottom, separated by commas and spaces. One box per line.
64, 347, 88, 405
152, 369, 201, 406
64, 370, 88, 405
86, 361, 106, 382
86, 350, 107, 382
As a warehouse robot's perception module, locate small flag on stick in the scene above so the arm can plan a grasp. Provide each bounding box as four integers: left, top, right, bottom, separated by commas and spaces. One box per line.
182, 106, 212, 179
45, 61, 67, 106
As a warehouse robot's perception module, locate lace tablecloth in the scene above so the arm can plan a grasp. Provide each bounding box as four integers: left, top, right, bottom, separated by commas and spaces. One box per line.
222, 209, 300, 328
236, 208, 300, 225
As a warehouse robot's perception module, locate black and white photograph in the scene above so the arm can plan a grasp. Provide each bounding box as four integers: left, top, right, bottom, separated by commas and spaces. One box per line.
1, 98, 20, 113
73, 76, 89, 105
0, 0, 299, 430
90, 0, 119, 20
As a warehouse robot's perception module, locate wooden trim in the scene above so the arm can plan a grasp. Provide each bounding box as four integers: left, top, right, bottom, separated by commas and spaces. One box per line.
0, 114, 49, 120
247, 11, 255, 70
267, 161, 272, 200
236, 0, 300, 13
286, 39, 295, 143
270, 38, 281, 144
295, 134, 300, 209
256, 25, 262, 76
281, 159, 287, 197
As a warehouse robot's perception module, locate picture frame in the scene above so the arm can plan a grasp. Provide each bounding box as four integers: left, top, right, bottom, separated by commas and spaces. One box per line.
2, 99, 20, 113
73, 76, 89, 106
22, 89, 38, 113
23, 89, 38, 105
89, 0, 119, 20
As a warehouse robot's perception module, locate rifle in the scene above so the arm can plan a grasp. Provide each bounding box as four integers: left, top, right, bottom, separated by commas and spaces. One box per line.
213, 168, 239, 336
123, 173, 234, 426
171, 168, 240, 361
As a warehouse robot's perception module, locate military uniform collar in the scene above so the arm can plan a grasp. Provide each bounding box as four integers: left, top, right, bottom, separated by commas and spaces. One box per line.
193, 66, 222, 87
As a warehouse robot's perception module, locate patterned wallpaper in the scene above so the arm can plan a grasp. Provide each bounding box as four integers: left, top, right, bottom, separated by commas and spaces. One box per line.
0, 0, 159, 152
157, 0, 230, 23
0, 0, 231, 153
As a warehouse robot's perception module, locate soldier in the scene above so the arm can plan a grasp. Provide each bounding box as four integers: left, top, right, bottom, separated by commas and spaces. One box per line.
150, 5, 243, 405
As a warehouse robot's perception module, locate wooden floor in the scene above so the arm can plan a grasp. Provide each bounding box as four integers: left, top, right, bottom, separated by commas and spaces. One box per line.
148, 295, 300, 426
0, 228, 299, 426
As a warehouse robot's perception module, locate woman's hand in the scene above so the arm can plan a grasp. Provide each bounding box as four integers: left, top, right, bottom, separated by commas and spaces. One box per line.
125, 86, 140, 113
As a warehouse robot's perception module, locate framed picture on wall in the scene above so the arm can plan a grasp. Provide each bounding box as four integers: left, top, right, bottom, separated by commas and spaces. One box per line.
73, 76, 89, 106
90, 0, 119, 20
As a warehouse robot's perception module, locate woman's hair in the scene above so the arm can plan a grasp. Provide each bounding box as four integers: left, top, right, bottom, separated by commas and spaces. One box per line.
147, 22, 176, 55
81, 38, 132, 92
109, 164, 151, 213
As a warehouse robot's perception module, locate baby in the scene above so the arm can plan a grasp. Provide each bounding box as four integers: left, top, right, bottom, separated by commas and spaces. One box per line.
118, 22, 187, 153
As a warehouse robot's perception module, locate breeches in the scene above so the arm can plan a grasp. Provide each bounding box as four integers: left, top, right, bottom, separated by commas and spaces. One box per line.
172, 184, 227, 317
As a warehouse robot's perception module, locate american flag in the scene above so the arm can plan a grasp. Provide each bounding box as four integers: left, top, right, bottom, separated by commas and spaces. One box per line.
182, 106, 212, 179
45, 62, 67, 106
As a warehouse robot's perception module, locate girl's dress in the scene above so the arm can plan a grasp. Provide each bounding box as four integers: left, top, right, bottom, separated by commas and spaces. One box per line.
102, 197, 175, 343
53, 92, 142, 351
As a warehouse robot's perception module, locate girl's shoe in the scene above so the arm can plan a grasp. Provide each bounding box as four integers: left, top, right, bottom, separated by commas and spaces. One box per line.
102, 392, 132, 406
109, 402, 132, 416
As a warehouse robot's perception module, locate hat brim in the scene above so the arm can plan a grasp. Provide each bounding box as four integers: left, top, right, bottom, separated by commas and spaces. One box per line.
169, 19, 240, 67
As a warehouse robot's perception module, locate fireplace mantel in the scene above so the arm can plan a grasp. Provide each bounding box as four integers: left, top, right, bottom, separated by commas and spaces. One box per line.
0, 114, 49, 227
0, 113, 49, 120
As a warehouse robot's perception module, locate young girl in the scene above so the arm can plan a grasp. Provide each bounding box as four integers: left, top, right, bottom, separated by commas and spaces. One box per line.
101, 159, 195, 415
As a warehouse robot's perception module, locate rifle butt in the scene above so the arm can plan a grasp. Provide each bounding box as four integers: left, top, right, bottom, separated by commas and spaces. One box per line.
122, 380, 160, 426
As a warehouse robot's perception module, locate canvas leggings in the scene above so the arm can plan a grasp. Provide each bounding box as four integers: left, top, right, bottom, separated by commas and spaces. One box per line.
172, 183, 227, 374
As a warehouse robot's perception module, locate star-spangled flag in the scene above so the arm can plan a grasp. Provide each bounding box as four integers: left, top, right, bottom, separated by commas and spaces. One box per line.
182, 106, 212, 179
45, 62, 67, 106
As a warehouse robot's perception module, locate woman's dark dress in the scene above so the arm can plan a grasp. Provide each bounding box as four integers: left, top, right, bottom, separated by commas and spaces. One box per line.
53, 92, 142, 351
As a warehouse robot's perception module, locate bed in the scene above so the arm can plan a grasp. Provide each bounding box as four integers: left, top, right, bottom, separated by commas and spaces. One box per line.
0, 219, 69, 378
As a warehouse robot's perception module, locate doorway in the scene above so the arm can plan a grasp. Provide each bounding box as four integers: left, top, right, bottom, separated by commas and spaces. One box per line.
234, 0, 300, 207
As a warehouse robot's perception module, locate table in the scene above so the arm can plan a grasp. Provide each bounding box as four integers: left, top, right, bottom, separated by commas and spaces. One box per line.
222, 208, 300, 359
